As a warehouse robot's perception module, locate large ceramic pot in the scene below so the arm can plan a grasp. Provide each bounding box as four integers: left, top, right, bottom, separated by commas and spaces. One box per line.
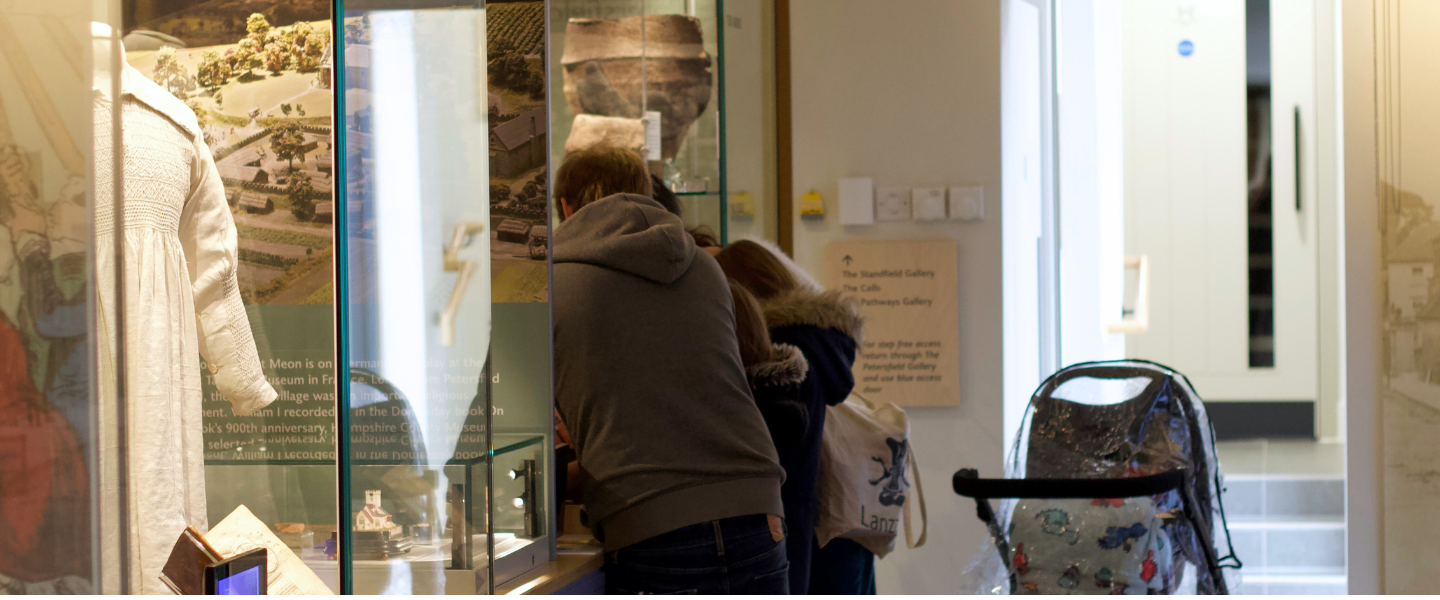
561, 15, 713, 160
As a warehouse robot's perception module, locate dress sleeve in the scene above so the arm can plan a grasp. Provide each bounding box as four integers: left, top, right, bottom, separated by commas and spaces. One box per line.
179, 136, 277, 416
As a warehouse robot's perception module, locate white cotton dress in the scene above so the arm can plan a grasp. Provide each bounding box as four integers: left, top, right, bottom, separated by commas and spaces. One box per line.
93, 28, 277, 594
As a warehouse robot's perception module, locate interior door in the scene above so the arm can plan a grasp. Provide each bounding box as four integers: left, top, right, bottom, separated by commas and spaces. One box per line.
1122, 0, 1317, 402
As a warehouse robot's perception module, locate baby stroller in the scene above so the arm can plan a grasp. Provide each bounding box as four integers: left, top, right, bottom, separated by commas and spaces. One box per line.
953, 360, 1240, 594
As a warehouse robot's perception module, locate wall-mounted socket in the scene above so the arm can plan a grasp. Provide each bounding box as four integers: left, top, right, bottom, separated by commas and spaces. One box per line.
876, 187, 910, 222
949, 186, 984, 221
912, 188, 947, 221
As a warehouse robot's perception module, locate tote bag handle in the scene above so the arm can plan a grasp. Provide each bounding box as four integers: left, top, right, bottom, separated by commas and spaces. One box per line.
903, 436, 928, 549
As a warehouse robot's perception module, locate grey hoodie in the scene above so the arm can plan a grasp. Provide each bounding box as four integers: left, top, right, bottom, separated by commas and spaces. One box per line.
552, 193, 786, 551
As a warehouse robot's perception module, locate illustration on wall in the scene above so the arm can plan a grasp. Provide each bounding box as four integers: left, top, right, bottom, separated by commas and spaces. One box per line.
0, 3, 95, 592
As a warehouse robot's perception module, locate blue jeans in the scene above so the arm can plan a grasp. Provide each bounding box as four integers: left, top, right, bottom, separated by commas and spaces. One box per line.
810, 537, 877, 594
604, 514, 790, 594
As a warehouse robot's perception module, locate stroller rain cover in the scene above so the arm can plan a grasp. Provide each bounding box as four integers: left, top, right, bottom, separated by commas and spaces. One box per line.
960, 360, 1239, 595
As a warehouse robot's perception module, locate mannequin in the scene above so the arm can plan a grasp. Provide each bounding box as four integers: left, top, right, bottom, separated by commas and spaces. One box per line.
91, 23, 277, 593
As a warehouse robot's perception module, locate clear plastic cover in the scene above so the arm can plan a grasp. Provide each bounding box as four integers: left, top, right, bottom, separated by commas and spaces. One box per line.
960, 360, 1240, 595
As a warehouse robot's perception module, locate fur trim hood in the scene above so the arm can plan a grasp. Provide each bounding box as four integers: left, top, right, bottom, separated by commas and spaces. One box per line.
760, 288, 866, 345
746, 343, 809, 389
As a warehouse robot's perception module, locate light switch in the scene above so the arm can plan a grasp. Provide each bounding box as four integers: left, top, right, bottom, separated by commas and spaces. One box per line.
838, 178, 875, 225
876, 187, 910, 222
912, 188, 947, 221
949, 186, 984, 221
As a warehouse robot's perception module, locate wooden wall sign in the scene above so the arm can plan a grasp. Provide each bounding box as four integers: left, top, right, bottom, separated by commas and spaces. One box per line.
824, 238, 960, 407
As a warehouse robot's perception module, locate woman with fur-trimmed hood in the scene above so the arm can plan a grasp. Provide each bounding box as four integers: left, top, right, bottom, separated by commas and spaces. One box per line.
717, 240, 868, 595
728, 280, 811, 456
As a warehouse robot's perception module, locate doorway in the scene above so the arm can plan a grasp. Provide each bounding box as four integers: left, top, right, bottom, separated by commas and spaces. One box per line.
1054, 0, 1346, 593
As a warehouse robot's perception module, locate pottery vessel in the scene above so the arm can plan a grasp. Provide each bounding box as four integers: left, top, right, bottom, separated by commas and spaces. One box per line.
561, 15, 712, 160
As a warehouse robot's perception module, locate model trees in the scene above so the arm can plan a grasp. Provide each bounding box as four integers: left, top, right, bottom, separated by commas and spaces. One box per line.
152, 47, 196, 98
230, 37, 263, 79
292, 21, 314, 46
490, 184, 511, 204
488, 37, 543, 99
288, 170, 316, 221
246, 13, 271, 41
264, 42, 290, 75
187, 99, 213, 143
196, 50, 232, 88
270, 122, 307, 172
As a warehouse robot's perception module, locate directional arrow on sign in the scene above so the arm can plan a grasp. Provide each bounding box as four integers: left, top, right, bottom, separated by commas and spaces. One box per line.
843, 255, 854, 265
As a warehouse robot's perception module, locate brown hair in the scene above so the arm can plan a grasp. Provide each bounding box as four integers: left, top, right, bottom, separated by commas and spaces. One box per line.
729, 279, 772, 369
715, 240, 800, 301
688, 225, 719, 249
553, 145, 653, 219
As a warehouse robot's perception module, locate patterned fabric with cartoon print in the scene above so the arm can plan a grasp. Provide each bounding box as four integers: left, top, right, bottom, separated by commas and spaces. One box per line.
1008, 498, 1174, 595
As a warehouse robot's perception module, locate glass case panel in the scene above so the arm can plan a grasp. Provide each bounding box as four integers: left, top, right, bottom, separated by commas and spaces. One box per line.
336, 0, 554, 594
549, 0, 728, 238
717, 0, 778, 243
119, 0, 341, 592
0, 1, 116, 593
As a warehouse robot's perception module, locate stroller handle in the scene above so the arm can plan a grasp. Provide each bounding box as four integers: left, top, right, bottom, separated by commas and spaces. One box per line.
952, 468, 1185, 499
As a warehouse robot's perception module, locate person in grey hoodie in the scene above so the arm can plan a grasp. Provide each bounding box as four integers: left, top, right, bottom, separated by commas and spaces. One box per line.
551, 146, 790, 595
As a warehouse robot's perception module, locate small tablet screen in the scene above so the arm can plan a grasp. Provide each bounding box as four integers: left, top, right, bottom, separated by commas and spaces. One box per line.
216, 565, 263, 595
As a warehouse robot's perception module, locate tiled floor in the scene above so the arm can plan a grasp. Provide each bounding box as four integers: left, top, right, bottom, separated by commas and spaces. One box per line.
1215, 440, 1347, 595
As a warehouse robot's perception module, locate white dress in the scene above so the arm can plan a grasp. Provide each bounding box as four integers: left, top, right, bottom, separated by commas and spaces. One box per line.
93, 37, 277, 593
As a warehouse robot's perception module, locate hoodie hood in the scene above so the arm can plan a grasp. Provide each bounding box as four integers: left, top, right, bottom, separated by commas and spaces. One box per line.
746, 343, 811, 457
554, 193, 695, 284
746, 343, 809, 389
760, 288, 866, 346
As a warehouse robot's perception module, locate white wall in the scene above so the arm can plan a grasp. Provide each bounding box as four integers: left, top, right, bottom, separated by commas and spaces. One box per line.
788, 0, 1005, 593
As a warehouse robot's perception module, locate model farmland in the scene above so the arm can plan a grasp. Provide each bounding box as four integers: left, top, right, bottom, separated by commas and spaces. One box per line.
487, 1, 550, 303
128, 13, 335, 306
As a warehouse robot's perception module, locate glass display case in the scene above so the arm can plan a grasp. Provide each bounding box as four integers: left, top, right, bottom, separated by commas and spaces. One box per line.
3, 0, 773, 593
55, 0, 561, 593
548, 0, 729, 238
334, 0, 556, 594
0, 1, 118, 594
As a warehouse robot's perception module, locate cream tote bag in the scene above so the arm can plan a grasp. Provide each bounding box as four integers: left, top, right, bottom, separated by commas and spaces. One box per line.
815, 394, 927, 558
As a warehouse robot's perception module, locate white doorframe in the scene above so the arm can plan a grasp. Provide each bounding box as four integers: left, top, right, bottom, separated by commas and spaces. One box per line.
1000, 0, 1060, 447
1341, 0, 1382, 593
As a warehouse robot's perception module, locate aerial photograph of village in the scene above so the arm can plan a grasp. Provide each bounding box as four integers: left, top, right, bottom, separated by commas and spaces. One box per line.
128, 1, 335, 306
